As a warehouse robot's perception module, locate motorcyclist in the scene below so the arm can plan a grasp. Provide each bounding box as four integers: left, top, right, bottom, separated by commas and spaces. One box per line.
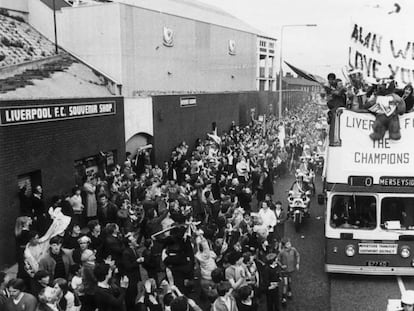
315, 140, 325, 156
291, 173, 310, 195
288, 173, 311, 217
302, 144, 312, 158
313, 141, 325, 175
297, 157, 315, 196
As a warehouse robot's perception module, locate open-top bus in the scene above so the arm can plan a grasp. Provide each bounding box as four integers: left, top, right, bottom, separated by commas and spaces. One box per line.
325, 108, 414, 275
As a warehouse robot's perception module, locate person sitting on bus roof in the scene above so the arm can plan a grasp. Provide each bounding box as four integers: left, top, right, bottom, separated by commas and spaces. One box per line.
396, 83, 414, 113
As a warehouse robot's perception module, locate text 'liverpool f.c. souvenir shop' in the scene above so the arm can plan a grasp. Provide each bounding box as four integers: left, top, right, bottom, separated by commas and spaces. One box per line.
0, 97, 125, 268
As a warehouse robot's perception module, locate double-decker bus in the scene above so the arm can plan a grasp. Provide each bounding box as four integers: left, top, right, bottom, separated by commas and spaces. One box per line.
325, 108, 414, 275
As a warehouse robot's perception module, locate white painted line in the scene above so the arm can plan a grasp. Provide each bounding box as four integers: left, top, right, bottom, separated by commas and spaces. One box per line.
397, 276, 406, 294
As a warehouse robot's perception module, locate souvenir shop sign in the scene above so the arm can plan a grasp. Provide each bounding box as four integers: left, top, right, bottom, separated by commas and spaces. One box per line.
0, 101, 116, 126
349, 4, 414, 86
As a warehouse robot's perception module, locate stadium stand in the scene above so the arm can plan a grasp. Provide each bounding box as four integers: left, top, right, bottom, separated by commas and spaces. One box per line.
0, 12, 56, 67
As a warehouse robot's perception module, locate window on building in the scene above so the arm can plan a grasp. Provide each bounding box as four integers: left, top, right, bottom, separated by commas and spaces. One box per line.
18, 171, 42, 196
259, 40, 266, 47
74, 150, 117, 185
259, 57, 266, 66
268, 57, 274, 77
269, 42, 275, 49
259, 80, 266, 91
259, 57, 266, 78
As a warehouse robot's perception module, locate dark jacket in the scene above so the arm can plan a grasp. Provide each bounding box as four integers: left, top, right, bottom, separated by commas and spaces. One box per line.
103, 235, 124, 271
98, 202, 118, 225
94, 286, 125, 311
263, 263, 282, 292
122, 247, 141, 282
38, 249, 74, 280
142, 248, 158, 278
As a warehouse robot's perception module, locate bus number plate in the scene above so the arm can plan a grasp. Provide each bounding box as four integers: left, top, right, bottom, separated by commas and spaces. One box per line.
366, 260, 389, 267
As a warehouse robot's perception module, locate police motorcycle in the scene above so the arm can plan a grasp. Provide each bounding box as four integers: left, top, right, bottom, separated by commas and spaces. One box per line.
298, 156, 316, 197
287, 172, 312, 232
313, 141, 325, 176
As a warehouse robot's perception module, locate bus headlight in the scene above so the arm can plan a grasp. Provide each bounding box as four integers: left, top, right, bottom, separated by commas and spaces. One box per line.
345, 244, 355, 257
400, 246, 411, 258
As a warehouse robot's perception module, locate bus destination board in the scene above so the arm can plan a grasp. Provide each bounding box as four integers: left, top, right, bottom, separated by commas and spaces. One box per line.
379, 177, 414, 187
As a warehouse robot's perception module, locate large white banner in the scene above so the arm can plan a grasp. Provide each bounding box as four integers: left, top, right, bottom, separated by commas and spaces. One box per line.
327, 109, 414, 183
348, 1, 414, 87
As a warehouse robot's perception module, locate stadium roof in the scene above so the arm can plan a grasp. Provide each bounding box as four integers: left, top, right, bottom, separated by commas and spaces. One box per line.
0, 11, 118, 99
0, 14, 57, 67
112, 0, 275, 38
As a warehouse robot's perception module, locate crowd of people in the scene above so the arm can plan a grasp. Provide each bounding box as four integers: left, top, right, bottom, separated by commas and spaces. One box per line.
3, 102, 327, 311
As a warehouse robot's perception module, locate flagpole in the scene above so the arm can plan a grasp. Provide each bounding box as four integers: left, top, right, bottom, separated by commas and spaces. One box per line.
278, 24, 317, 119
278, 27, 283, 119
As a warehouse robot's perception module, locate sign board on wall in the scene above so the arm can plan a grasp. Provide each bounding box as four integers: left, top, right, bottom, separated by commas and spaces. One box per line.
0, 101, 116, 126
180, 97, 197, 108
163, 27, 174, 47
228, 40, 236, 55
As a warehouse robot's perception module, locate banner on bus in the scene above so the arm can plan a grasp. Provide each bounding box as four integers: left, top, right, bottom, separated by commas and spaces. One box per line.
349, 1, 414, 86
326, 109, 414, 182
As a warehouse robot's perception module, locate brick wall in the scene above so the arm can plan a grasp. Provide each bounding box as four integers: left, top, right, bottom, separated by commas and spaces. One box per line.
151, 91, 278, 164
0, 96, 125, 269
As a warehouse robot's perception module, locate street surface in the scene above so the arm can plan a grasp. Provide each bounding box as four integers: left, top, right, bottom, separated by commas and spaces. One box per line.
274, 173, 329, 311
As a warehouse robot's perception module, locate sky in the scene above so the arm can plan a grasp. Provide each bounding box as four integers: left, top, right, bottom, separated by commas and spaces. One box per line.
198, 0, 366, 78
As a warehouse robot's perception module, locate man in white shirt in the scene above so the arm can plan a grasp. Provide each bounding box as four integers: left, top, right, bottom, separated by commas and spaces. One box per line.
258, 201, 277, 240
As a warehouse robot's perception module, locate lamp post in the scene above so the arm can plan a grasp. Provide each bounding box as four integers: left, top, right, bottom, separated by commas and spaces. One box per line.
53, 0, 58, 54
278, 24, 317, 118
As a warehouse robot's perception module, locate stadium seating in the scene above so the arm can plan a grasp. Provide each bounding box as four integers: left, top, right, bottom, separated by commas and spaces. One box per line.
0, 13, 56, 67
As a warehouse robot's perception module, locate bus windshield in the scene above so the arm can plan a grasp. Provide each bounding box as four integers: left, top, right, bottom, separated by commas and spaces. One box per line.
381, 197, 414, 230
330, 195, 376, 229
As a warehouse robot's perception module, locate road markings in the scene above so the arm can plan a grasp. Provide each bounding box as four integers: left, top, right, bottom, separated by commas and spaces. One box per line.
397, 276, 406, 293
